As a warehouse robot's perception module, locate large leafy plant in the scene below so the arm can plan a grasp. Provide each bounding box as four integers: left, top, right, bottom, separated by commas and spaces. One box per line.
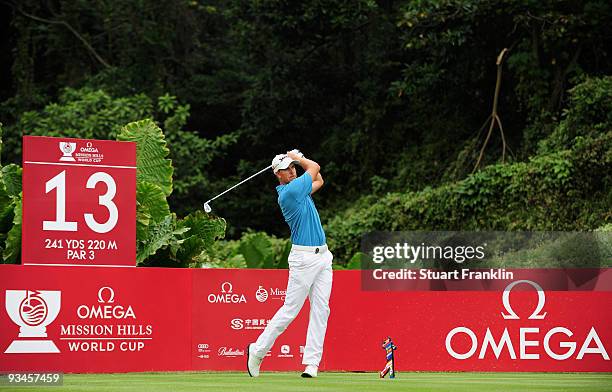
0, 120, 226, 266
237, 232, 291, 269
202, 231, 291, 269
120, 119, 227, 266
0, 124, 23, 263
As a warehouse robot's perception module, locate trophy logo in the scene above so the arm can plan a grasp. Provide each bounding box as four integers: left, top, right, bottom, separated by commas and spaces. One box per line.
59, 142, 77, 162
4, 290, 61, 353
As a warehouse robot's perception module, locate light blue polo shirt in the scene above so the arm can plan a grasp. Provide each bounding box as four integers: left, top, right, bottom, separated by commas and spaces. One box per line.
276, 172, 326, 246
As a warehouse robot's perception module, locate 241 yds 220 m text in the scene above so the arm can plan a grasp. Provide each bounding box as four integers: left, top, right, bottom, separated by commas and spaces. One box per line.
44, 238, 118, 261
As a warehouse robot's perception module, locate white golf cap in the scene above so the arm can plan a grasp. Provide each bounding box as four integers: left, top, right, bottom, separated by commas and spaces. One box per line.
271, 154, 299, 173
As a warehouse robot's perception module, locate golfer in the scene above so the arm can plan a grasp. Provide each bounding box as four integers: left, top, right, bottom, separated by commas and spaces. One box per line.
247, 150, 333, 378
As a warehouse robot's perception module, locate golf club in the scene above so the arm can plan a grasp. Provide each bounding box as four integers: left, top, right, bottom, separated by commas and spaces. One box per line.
203, 164, 273, 213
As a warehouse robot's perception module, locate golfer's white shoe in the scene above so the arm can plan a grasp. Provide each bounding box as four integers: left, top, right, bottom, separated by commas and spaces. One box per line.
301, 365, 318, 378
247, 344, 262, 377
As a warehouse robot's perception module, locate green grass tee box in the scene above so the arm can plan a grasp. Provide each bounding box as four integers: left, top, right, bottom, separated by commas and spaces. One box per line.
4, 372, 611, 392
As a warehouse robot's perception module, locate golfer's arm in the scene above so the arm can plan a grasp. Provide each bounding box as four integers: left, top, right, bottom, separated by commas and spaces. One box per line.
312, 172, 324, 194
296, 156, 320, 181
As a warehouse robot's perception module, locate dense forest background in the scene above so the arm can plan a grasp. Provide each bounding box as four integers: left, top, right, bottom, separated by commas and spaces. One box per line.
1, 0, 610, 266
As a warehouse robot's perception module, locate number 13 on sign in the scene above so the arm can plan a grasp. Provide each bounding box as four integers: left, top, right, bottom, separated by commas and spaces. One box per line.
43, 170, 118, 234
22, 136, 136, 267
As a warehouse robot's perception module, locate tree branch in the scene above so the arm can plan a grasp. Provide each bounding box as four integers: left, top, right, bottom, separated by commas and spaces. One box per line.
473, 48, 510, 171
297, 21, 371, 66
549, 45, 582, 112
8, 2, 111, 69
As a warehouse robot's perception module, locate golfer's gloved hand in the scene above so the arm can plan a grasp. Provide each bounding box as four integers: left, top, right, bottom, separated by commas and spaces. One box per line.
288, 149, 304, 158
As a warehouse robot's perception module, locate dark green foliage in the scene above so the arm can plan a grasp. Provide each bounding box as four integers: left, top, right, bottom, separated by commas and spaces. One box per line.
3, 199, 21, 263
539, 76, 612, 153
159, 95, 241, 216
0, 123, 24, 263
328, 136, 610, 262
117, 119, 227, 267
118, 119, 174, 197
2, 85, 239, 216
202, 231, 291, 269
237, 232, 291, 269
327, 75, 612, 263
2, 88, 153, 162
175, 211, 227, 261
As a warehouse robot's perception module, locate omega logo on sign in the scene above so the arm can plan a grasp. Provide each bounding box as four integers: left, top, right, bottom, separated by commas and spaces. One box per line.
208, 282, 247, 304
445, 280, 610, 361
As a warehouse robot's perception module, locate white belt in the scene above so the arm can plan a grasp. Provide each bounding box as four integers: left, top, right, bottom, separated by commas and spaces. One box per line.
291, 244, 328, 254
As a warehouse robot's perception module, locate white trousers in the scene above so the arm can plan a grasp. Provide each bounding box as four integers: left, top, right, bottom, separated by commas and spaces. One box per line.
252, 245, 333, 366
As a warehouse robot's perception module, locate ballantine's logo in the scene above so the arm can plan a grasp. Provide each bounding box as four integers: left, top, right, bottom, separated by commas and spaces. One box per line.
445, 280, 610, 361
218, 347, 244, 357
4, 290, 62, 353
208, 282, 246, 304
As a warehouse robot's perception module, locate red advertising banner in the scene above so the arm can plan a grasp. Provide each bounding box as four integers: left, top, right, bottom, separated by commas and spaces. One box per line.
1, 265, 610, 373
22, 136, 136, 267
0, 265, 191, 372
326, 272, 612, 372
191, 269, 309, 371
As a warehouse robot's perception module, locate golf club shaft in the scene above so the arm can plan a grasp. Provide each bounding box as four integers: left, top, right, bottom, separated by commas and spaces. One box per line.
204, 165, 273, 205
